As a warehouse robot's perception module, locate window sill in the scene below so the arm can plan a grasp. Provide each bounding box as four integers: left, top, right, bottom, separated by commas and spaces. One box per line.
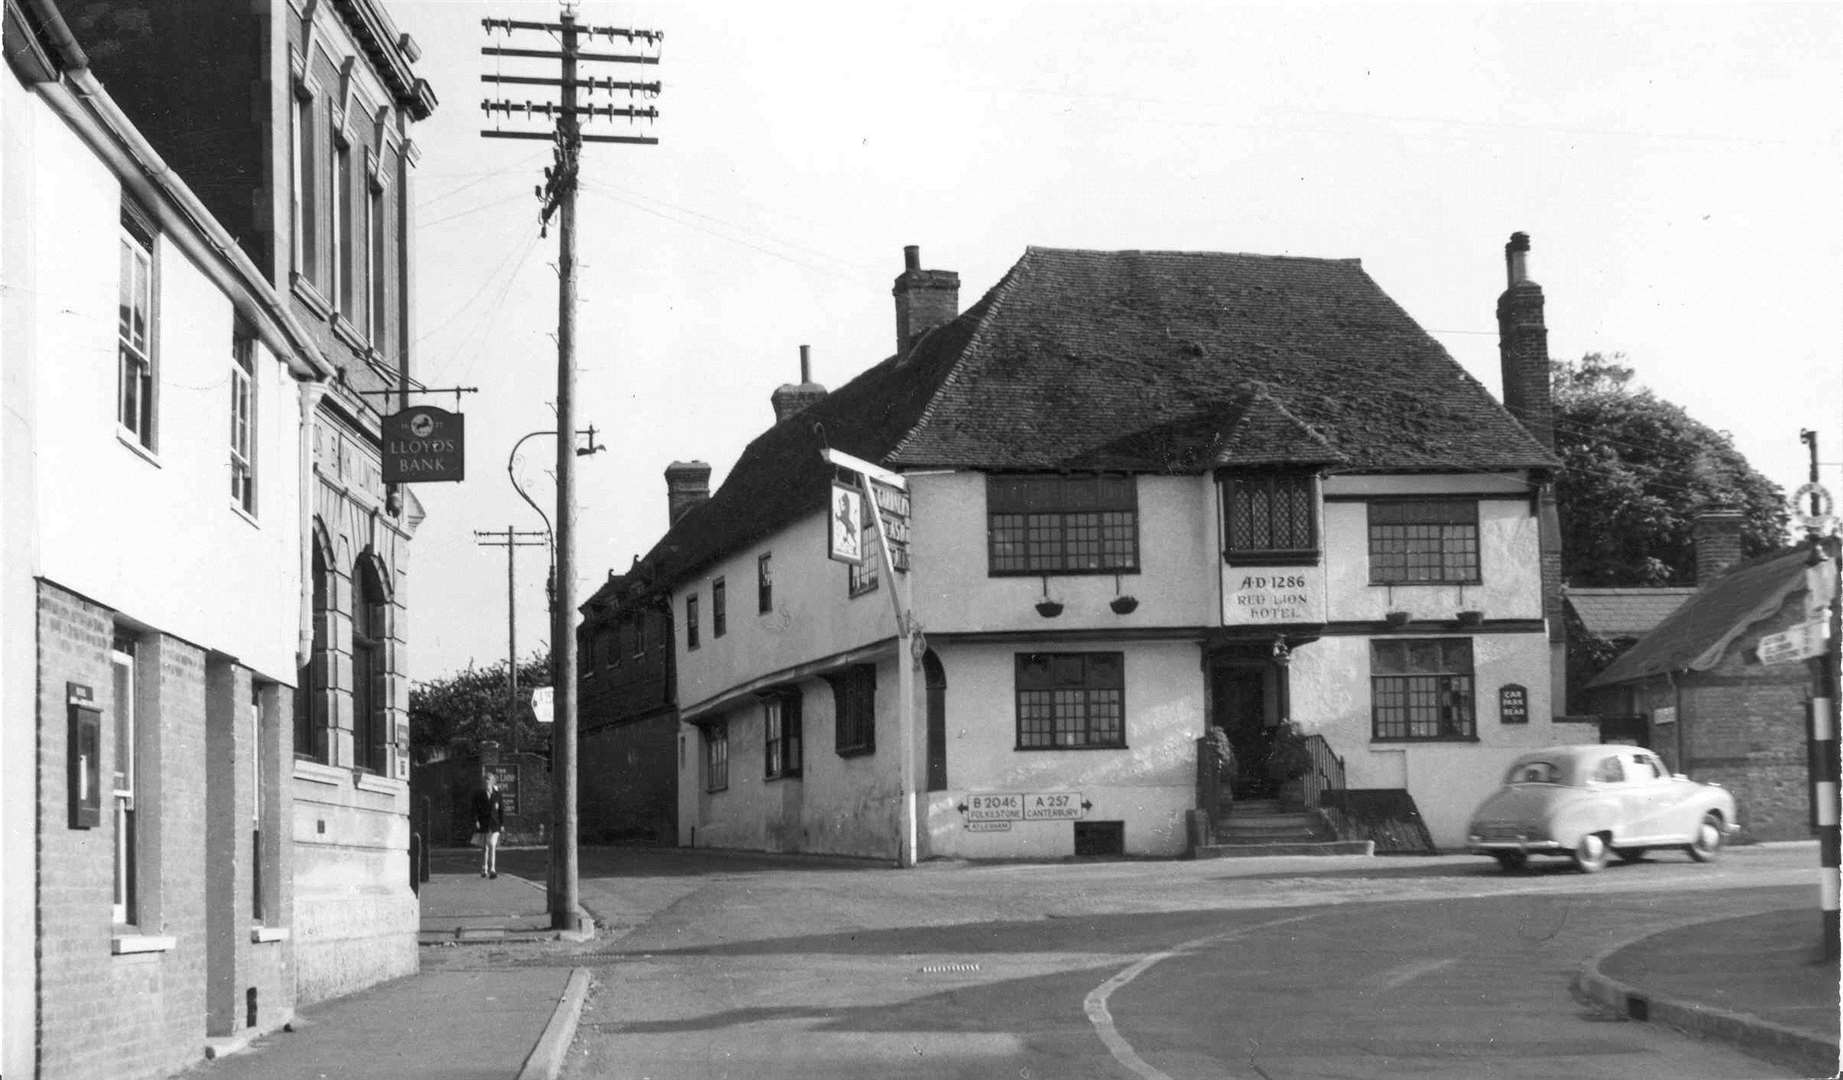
1223, 551, 1320, 567
291, 275, 331, 318
1369, 579, 1484, 588
1014, 744, 1128, 752
251, 925, 290, 944
331, 314, 369, 353
116, 430, 161, 466
989, 568, 1140, 578
230, 501, 260, 529
112, 933, 177, 955
764, 773, 803, 784
1369, 736, 1481, 745
292, 759, 345, 786
835, 745, 875, 759
355, 770, 402, 795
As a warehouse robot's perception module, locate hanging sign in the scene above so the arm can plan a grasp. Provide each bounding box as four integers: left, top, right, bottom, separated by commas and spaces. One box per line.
529, 686, 554, 722
827, 482, 866, 565
1758, 619, 1829, 666
382, 405, 465, 483
870, 480, 911, 572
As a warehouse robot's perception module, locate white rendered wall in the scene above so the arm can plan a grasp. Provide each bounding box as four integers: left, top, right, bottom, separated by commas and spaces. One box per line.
26, 101, 303, 683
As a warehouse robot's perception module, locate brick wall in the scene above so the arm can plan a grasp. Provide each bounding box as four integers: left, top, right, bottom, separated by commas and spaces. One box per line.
581, 715, 679, 844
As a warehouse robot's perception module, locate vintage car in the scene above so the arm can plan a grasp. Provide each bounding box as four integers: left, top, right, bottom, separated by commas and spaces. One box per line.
1466, 745, 1739, 873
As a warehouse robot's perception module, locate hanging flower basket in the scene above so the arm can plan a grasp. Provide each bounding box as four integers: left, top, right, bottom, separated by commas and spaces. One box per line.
1456, 609, 1484, 627
1109, 595, 1140, 615
1384, 610, 1412, 628
1035, 600, 1064, 618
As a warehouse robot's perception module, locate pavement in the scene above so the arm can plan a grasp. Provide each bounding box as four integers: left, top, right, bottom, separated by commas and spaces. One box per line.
178, 845, 1841, 1080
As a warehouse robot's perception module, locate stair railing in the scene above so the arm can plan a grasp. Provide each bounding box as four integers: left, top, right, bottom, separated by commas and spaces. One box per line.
1301, 733, 1346, 810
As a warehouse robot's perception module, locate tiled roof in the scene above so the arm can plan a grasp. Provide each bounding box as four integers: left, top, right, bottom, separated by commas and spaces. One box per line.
636, 246, 1557, 585
1586, 548, 1816, 687
1565, 587, 1698, 641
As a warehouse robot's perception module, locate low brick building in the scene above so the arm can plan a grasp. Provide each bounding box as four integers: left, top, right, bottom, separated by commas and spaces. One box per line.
1581, 545, 1832, 841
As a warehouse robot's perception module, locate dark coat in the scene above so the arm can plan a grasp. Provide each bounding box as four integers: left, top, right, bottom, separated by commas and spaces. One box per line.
470, 787, 505, 833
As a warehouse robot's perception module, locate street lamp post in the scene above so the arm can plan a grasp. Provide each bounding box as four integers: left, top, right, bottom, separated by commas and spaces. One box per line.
507, 425, 601, 929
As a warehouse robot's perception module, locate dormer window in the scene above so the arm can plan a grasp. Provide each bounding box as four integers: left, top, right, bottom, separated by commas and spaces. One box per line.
1221, 472, 1318, 565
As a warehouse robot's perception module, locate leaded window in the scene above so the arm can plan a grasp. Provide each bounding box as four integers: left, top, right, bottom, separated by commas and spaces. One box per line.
988, 475, 1138, 575
1371, 638, 1475, 741
763, 690, 802, 779
1368, 500, 1480, 584
1222, 473, 1317, 562
1015, 652, 1125, 749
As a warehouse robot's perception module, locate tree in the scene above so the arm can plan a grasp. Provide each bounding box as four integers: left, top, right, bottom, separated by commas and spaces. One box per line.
1553, 353, 1788, 588
409, 650, 552, 763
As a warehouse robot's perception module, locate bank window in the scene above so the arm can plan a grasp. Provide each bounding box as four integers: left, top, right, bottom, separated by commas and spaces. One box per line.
366, 164, 386, 345
763, 690, 803, 779
352, 559, 388, 773
1222, 473, 1317, 563
111, 637, 139, 925
118, 207, 157, 449
988, 474, 1138, 575
295, 541, 331, 763
712, 578, 727, 638
1368, 500, 1480, 584
704, 722, 728, 792
230, 329, 256, 514
685, 596, 699, 650
332, 135, 353, 314
1015, 652, 1125, 749
1371, 638, 1475, 741
290, 82, 318, 283
828, 664, 876, 756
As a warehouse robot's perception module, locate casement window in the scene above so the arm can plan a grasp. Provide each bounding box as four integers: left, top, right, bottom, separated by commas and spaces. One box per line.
111, 637, 138, 925
1368, 499, 1480, 584
352, 560, 387, 773
1015, 652, 1126, 750
295, 542, 331, 762
685, 596, 699, 650
987, 474, 1138, 575
828, 664, 876, 756
117, 208, 156, 448
1371, 638, 1476, 741
332, 137, 353, 314
712, 578, 727, 638
230, 329, 256, 514
366, 166, 386, 344
704, 722, 729, 792
1222, 473, 1318, 563
758, 553, 773, 613
762, 690, 803, 780
848, 497, 880, 596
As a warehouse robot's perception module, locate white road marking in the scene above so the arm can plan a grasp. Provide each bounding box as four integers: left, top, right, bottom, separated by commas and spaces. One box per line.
1082, 913, 1322, 1080
1377, 956, 1457, 990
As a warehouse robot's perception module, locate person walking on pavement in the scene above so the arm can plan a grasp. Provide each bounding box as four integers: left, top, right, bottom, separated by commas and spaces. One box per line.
471, 771, 505, 879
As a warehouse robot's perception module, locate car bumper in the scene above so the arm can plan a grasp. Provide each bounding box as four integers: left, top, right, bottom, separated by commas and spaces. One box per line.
1467, 838, 1567, 855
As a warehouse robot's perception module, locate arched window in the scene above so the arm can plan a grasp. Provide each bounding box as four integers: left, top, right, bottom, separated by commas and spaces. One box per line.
295, 538, 331, 762
352, 557, 389, 773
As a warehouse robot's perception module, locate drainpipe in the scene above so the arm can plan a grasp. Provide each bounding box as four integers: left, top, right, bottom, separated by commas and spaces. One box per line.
296, 381, 327, 669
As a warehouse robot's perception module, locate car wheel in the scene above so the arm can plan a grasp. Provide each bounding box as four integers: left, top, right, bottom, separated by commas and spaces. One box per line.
1614, 847, 1649, 864
1687, 813, 1724, 863
1572, 832, 1609, 873
1492, 852, 1528, 873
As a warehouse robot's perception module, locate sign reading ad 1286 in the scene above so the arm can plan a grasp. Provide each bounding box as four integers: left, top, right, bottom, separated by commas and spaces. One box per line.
1222, 566, 1325, 626
382, 406, 465, 484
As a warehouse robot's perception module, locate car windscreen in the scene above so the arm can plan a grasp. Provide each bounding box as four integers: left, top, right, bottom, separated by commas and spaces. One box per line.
1505, 760, 1565, 785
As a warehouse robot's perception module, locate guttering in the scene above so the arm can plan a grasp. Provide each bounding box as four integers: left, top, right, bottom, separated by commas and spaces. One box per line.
36, 60, 334, 383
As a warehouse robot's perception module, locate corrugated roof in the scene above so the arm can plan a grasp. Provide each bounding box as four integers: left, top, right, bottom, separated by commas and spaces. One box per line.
1586, 548, 1816, 687
634, 246, 1557, 585
1565, 587, 1698, 640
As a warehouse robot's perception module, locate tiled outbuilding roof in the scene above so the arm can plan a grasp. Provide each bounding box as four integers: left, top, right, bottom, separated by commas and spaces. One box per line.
1586, 548, 1816, 687
1565, 587, 1698, 641
638, 246, 1557, 584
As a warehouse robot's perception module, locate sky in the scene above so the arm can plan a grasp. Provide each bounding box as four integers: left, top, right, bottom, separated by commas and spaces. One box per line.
393, 0, 1843, 684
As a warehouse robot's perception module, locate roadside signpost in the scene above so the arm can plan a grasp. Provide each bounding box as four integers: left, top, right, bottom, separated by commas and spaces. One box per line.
1793, 433, 1839, 959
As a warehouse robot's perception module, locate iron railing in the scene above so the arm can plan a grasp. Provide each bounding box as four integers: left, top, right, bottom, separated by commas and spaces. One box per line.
1301, 733, 1346, 810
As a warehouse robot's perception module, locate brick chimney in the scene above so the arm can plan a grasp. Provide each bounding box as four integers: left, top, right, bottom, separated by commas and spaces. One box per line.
770, 344, 827, 424
892, 245, 959, 355
1496, 232, 1553, 450
664, 461, 711, 527
1693, 507, 1745, 584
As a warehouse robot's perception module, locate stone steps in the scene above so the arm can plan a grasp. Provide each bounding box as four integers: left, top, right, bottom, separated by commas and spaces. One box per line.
1194, 798, 1375, 858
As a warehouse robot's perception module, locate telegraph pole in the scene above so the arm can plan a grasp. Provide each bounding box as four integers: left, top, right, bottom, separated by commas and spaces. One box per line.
482, 6, 661, 932
474, 528, 548, 755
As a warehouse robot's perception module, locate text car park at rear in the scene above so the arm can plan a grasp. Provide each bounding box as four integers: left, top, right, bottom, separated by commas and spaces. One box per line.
1467, 745, 1739, 872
